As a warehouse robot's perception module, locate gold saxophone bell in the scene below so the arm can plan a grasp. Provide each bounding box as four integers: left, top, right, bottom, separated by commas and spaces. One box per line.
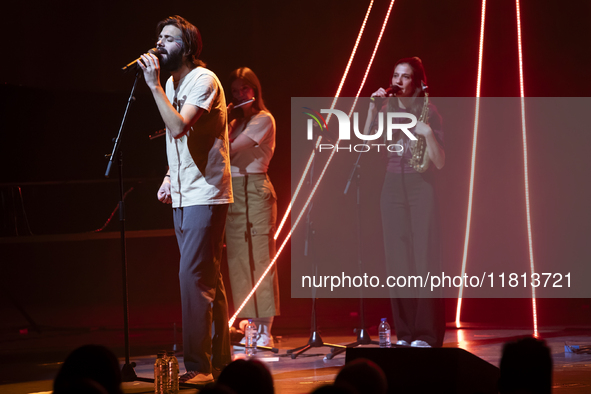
408, 82, 430, 173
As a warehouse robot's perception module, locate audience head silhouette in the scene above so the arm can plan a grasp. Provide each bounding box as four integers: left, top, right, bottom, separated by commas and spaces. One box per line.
53, 345, 122, 394
334, 358, 387, 394
499, 336, 552, 394
217, 358, 274, 394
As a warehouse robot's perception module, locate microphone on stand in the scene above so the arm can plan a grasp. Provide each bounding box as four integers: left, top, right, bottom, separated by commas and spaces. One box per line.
121, 48, 161, 72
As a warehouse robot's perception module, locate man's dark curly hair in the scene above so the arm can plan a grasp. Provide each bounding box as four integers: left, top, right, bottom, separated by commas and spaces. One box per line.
157, 15, 205, 68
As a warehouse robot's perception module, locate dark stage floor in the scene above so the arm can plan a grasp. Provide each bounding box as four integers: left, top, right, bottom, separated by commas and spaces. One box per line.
1, 324, 590, 394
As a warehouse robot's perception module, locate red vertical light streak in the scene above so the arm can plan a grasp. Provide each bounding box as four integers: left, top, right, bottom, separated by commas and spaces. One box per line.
515, 0, 538, 338
456, 0, 487, 329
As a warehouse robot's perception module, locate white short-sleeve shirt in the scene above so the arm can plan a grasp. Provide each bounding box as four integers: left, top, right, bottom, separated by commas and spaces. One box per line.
228, 111, 276, 176
165, 67, 233, 207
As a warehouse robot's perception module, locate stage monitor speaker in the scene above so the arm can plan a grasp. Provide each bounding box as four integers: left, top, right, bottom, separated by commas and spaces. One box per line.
345, 347, 500, 394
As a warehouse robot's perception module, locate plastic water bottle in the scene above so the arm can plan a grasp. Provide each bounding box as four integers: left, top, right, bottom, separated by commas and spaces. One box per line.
245, 319, 257, 356
154, 351, 169, 394
167, 351, 179, 394
378, 318, 391, 348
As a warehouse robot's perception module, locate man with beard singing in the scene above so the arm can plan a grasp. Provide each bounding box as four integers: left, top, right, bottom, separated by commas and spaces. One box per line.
138, 15, 233, 384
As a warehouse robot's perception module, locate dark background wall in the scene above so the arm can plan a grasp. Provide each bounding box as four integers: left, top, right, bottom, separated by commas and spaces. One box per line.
1, 0, 590, 333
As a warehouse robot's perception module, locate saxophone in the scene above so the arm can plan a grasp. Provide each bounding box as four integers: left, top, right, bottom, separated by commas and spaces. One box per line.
408, 83, 430, 172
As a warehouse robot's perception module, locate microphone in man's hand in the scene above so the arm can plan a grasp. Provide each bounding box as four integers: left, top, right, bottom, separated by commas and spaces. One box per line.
121, 48, 161, 72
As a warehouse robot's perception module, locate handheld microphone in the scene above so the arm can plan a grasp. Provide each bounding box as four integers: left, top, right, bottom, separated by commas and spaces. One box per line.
121, 48, 160, 72
385, 84, 401, 96
371, 85, 400, 102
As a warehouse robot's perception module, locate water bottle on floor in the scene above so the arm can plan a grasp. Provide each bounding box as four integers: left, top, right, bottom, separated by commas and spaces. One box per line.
245, 319, 257, 356
378, 318, 391, 348
167, 350, 179, 394
154, 351, 169, 394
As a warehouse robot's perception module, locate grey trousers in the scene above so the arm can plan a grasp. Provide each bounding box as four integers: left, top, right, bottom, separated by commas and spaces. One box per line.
173, 204, 231, 373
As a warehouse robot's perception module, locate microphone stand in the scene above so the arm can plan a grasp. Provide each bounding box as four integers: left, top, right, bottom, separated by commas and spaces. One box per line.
104, 69, 151, 383
325, 150, 379, 360
286, 135, 346, 359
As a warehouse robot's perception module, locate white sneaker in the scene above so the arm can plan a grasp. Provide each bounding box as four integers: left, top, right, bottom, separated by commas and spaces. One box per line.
179, 371, 214, 384
395, 340, 410, 346
411, 340, 431, 348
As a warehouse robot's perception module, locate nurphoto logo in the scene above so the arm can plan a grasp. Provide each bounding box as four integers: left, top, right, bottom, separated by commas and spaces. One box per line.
303, 108, 418, 153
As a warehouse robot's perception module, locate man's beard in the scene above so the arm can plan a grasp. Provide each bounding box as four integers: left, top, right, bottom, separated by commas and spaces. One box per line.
161, 50, 184, 72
